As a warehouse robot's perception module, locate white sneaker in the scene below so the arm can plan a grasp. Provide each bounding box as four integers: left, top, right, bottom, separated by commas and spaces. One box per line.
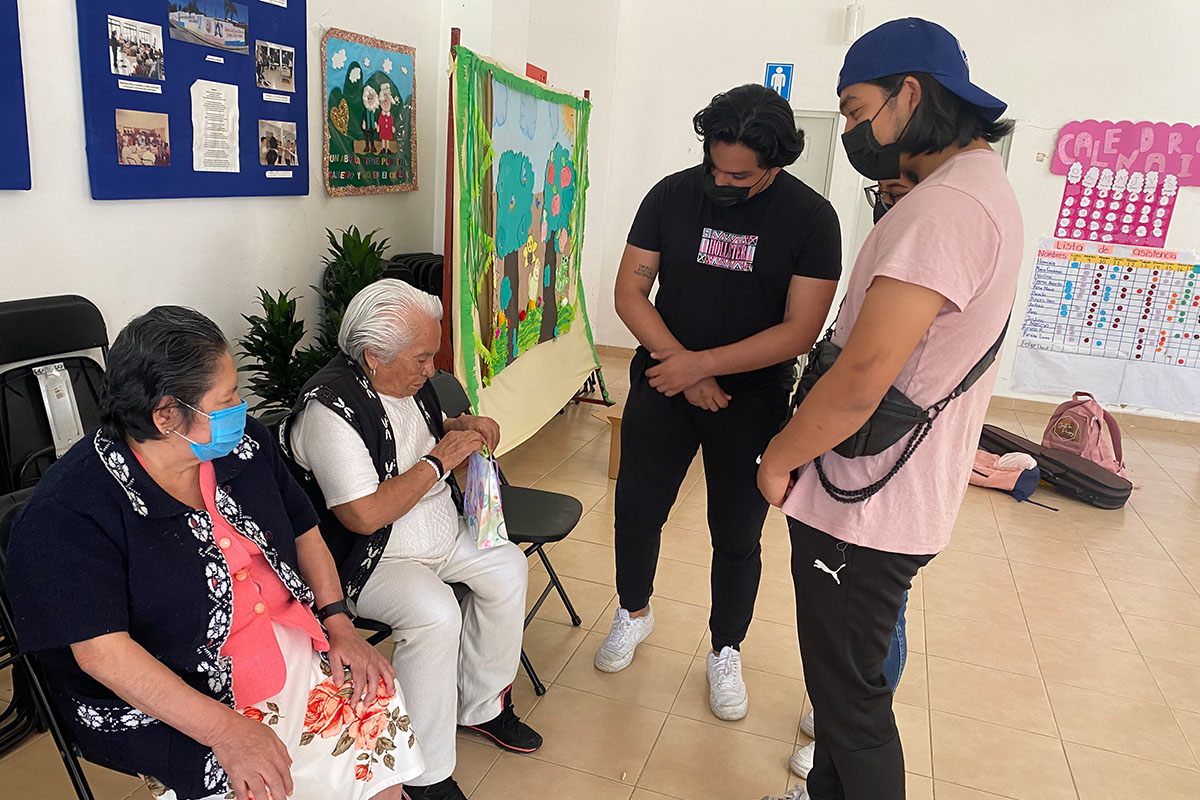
789, 741, 814, 778
593, 606, 655, 673
759, 784, 808, 800
706, 646, 749, 720
800, 708, 815, 739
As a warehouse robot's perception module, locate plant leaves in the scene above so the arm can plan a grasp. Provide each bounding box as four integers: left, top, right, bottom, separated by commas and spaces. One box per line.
387, 721, 397, 738
266, 702, 280, 713
383, 753, 395, 770
358, 752, 371, 761
300, 731, 315, 747
408, 732, 416, 749
332, 730, 354, 757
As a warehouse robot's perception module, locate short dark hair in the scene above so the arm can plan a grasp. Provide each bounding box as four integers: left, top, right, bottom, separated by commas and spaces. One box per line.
100, 306, 229, 442
867, 73, 1015, 155
693, 84, 805, 168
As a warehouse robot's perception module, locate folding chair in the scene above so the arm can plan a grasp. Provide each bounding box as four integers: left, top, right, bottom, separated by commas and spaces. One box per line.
428, 371, 584, 696
0, 489, 97, 799
0, 296, 109, 494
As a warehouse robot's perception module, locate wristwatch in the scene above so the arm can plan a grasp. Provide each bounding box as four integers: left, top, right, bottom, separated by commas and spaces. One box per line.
317, 597, 358, 622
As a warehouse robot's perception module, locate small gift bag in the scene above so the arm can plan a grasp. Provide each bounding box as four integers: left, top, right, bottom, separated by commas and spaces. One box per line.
463, 450, 508, 549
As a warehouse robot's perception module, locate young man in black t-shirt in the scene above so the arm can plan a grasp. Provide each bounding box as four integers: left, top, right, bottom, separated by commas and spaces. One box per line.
594, 84, 842, 722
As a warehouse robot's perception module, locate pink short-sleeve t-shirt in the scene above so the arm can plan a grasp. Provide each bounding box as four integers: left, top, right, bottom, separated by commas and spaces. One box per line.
782, 149, 1023, 555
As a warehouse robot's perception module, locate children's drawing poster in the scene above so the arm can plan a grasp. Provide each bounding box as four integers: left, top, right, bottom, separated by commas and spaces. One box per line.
1051, 120, 1194, 248
450, 45, 606, 454
1013, 236, 1200, 414
321, 29, 416, 196
0, 0, 31, 190
77, 0, 308, 200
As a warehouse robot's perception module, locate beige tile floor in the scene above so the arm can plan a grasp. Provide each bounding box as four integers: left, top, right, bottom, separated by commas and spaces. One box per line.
3, 352, 1200, 798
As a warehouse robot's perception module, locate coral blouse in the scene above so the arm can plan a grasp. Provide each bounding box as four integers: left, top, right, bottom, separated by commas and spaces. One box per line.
197, 460, 328, 707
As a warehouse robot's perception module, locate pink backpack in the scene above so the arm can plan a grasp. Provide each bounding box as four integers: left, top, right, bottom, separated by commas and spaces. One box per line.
1042, 392, 1128, 478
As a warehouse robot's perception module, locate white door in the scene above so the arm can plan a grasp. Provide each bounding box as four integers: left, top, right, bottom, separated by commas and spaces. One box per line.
785, 111, 839, 199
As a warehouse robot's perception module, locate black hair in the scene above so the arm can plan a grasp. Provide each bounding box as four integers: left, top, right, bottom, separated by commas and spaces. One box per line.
100, 306, 230, 443
693, 84, 805, 169
867, 72, 1015, 155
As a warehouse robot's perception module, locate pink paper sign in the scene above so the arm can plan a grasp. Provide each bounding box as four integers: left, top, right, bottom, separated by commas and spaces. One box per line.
1051, 120, 1200, 185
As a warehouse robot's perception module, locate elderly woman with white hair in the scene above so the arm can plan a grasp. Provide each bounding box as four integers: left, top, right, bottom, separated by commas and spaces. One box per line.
279, 280, 539, 800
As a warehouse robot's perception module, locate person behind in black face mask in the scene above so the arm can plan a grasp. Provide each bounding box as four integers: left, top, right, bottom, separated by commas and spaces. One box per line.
866, 170, 919, 224
596, 84, 842, 724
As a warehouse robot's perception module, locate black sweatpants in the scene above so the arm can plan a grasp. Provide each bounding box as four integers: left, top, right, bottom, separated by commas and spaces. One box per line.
614, 349, 789, 650
788, 518, 934, 800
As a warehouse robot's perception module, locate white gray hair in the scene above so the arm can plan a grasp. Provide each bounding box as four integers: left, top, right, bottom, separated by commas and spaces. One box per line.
338, 279, 444, 365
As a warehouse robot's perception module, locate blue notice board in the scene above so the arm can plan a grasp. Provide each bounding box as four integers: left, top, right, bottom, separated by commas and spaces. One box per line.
764, 62, 793, 103
1, 0, 31, 191
77, 0, 308, 200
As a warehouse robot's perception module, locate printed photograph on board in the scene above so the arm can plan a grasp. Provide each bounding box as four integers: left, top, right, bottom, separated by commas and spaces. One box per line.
116, 109, 170, 166
167, 0, 250, 55
258, 119, 297, 166
255, 40, 295, 92
107, 14, 166, 81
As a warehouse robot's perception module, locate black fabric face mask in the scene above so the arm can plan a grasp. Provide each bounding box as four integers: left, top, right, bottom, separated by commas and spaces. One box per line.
873, 199, 891, 224
841, 90, 913, 181
702, 164, 771, 208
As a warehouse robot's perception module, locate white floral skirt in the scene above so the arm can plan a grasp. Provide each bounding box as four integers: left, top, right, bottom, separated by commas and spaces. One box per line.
152, 624, 424, 800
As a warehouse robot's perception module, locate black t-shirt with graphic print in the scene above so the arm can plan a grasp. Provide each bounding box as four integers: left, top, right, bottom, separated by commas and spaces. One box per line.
627, 164, 842, 394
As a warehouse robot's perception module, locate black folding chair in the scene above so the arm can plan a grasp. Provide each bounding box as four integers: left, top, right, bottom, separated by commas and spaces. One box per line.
428, 371, 584, 695
1, 489, 97, 799
0, 296, 108, 494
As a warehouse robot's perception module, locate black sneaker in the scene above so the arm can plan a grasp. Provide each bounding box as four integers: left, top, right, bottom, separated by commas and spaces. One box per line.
461, 685, 543, 753
403, 776, 467, 800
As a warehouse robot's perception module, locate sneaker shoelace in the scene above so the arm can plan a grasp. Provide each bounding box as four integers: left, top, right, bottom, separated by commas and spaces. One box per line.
711, 649, 743, 691
605, 613, 640, 650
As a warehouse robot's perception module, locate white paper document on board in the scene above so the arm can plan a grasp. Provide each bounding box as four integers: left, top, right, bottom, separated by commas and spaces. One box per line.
191, 80, 240, 173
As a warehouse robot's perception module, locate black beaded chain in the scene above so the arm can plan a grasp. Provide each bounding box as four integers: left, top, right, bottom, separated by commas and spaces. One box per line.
813, 399, 948, 504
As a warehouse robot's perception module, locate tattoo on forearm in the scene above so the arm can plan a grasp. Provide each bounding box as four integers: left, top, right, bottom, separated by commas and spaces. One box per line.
634, 263, 656, 279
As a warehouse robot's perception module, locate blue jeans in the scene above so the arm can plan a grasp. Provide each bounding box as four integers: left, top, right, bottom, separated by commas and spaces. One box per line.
882, 591, 909, 692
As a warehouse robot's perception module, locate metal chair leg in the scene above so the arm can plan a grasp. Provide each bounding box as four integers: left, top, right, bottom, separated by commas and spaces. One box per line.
24, 661, 95, 800
520, 648, 546, 696
535, 546, 582, 627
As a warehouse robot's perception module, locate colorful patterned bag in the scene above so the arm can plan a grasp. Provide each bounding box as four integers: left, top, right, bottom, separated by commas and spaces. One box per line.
464, 451, 508, 549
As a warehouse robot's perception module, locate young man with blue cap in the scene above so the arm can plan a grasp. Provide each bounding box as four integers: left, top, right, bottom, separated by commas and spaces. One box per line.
757, 18, 1023, 800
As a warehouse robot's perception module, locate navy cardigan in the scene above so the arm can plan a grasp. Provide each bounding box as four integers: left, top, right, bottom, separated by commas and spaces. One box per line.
4, 417, 320, 799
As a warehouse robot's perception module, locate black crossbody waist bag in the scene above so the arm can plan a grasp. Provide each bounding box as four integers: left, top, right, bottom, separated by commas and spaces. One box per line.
790, 312, 1010, 502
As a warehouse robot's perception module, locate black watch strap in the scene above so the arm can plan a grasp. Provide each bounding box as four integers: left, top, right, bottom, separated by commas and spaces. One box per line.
317, 599, 356, 622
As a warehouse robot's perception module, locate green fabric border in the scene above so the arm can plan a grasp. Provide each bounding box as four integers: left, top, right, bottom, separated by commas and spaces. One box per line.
452, 45, 607, 410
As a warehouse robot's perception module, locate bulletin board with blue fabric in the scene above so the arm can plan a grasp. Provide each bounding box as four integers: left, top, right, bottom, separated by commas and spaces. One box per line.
76, 0, 308, 200
0, 0, 31, 191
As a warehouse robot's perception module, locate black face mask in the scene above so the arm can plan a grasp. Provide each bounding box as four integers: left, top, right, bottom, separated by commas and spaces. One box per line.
873, 199, 891, 224
841, 90, 913, 181
702, 163, 771, 207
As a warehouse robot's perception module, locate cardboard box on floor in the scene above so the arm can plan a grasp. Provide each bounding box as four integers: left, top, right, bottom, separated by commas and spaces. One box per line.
593, 405, 623, 480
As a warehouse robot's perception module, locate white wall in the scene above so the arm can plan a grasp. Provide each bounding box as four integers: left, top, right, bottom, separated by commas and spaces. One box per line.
2, 0, 444, 349
588, 0, 1200, 419
7, 0, 1200, 419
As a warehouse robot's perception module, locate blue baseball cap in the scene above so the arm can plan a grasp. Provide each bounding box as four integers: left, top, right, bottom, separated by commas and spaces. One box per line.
837, 18, 1007, 122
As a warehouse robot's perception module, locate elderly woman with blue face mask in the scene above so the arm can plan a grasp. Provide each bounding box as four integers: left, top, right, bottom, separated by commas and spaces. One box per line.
4, 306, 424, 800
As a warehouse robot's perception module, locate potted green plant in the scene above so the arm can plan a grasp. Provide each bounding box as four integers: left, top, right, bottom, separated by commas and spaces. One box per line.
309, 226, 391, 362
238, 226, 391, 414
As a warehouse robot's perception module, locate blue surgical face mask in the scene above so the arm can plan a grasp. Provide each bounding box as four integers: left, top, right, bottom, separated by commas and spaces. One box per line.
175, 399, 247, 461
